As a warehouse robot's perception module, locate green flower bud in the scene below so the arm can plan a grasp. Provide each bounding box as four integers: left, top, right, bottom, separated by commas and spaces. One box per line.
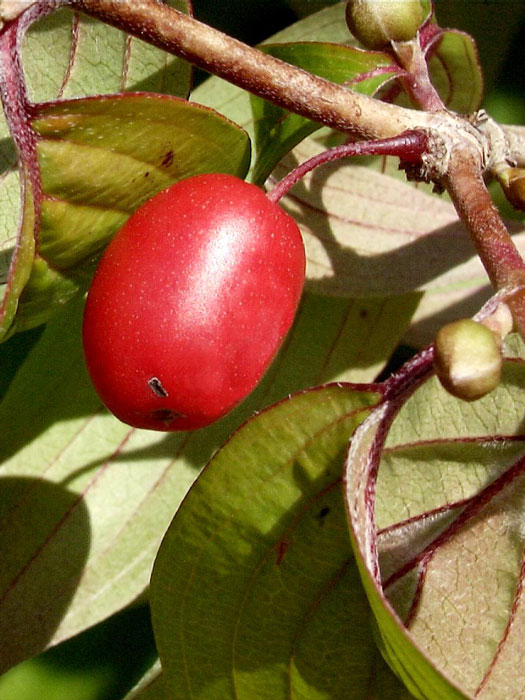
433, 319, 502, 402
345, 0, 424, 50
497, 167, 525, 213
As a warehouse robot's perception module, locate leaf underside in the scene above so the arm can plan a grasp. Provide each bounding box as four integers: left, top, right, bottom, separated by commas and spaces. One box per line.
0, 275, 417, 674
346, 337, 525, 699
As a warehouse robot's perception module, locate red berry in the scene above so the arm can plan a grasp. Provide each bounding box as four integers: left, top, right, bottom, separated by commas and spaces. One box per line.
82, 173, 305, 431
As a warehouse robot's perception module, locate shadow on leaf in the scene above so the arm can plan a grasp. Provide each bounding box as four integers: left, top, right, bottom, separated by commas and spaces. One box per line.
0, 476, 91, 674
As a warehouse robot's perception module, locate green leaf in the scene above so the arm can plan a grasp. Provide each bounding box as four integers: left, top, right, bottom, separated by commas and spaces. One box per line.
0, 94, 251, 340
274, 137, 475, 297
124, 660, 167, 700
249, 42, 398, 183
0, 282, 415, 673
0, 166, 36, 342
191, 5, 398, 183
345, 337, 525, 698
272, 136, 525, 345
428, 29, 483, 114
32, 94, 251, 213
150, 384, 410, 700
0, 296, 201, 674
250, 291, 421, 390
23, 2, 192, 103
0, 474, 92, 683
345, 406, 469, 700
433, 1, 525, 95
0, 0, 194, 303
0, 1, 200, 339
125, 658, 417, 700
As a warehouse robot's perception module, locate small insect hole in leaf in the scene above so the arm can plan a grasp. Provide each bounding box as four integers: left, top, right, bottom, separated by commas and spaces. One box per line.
317, 506, 330, 524
161, 150, 174, 167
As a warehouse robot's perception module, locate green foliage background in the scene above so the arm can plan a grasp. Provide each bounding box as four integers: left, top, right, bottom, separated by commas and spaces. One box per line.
0, 1, 523, 699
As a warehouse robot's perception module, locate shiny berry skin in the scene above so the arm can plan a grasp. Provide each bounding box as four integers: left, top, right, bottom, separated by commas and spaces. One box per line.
82, 173, 305, 431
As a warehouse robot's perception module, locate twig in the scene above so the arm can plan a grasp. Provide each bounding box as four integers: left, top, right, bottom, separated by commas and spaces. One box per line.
70, 0, 426, 140
502, 124, 525, 168
445, 146, 525, 335
9, 0, 525, 338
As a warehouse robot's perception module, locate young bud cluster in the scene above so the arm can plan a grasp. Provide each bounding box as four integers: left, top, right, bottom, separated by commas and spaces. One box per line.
433, 319, 503, 402
345, 0, 424, 50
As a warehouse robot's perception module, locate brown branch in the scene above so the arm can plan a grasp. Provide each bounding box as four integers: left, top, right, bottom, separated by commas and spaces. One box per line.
502, 124, 525, 168
21, 0, 525, 338
445, 146, 525, 335
71, 0, 425, 140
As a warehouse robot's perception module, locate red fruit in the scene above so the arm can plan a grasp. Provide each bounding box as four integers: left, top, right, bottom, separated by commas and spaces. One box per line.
82, 173, 305, 431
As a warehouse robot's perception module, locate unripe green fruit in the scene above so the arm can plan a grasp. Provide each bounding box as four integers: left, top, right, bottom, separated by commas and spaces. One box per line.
498, 167, 525, 213
433, 319, 502, 402
345, 0, 424, 49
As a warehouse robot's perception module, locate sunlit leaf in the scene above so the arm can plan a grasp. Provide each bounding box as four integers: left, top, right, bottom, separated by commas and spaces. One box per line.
0, 94, 251, 340
0, 278, 416, 672
0, 297, 198, 674
0, 0, 193, 272
150, 384, 416, 700
0, 0, 196, 339
274, 138, 478, 297
191, 4, 399, 183
345, 336, 525, 698
271, 137, 525, 345
22, 2, 192, 103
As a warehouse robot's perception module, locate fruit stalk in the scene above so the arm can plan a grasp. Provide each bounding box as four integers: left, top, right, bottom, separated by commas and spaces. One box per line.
391, 39, 445, 112
267, 130, 428, 203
